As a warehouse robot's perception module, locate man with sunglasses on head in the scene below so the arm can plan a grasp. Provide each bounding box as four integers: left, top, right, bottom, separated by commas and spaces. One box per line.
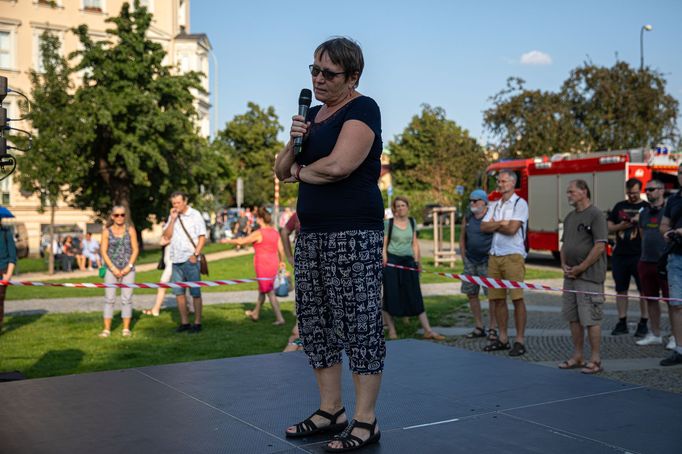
608, 178, 650, 337
559, 180, 608, 374
460, 189, 496, 340
635, 179, 670, 347
659, 163, 682, 366
481, 170, 529, 357
164, 191, 206, 334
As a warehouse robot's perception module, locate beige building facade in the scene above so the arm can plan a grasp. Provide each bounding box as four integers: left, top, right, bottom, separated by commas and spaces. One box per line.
0, 0, 211, 255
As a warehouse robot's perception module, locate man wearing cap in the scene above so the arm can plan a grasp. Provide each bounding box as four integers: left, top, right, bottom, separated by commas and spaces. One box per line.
481, 170, 529, 356
460, 189, 496, 340
0, 211, 17, 332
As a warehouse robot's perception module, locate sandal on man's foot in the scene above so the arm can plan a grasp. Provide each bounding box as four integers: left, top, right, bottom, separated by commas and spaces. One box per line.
483, 339, 510, 352
558, 359, 585, 370
486, 329, 498, 341
325, 419, 381, 453
509, 341, 526, 357
465, 327, 486, 339
581, 361, 603, 375
285, 407, 347, 438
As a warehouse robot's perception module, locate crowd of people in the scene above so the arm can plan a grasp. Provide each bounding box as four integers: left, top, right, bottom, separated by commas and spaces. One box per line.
459, 164, 682, 371
47, 232, 102, 272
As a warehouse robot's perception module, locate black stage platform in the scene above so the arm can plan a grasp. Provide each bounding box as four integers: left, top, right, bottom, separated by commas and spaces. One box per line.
1, 340, 680, 453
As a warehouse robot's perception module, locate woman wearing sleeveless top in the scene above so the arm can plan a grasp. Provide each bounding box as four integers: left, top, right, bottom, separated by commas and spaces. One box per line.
99, 206, 139, 338
383, 196, 444, 341
222, 207, 286, 325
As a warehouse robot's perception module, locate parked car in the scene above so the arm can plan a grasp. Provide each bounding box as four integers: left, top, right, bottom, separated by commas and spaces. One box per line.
3, 222, 29, 258
422, 204, 442, 226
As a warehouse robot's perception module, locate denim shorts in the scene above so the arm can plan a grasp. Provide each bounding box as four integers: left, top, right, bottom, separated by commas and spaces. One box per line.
171, 260, 202, 298
668, 254, 682, 307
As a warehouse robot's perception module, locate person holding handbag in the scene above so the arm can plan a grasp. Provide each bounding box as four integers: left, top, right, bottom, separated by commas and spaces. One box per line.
99, 206, 139, 338
142, 235, 173, 317
222, 207, 287, 325
164, 192, 207, 334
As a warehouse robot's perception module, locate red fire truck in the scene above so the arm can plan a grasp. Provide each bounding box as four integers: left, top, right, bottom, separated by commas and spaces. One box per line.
484, 148, 681, 258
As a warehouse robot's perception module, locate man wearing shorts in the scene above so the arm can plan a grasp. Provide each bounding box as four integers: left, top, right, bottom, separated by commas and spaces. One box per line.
560, 180, 608, 374
164, 191, 206, 334
460, 189, 495, 339
481, 170, 529, 356
659, 163, 682, 366
608, 178, 649, 337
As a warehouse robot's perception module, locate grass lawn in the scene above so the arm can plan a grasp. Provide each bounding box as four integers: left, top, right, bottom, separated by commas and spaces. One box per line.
417, 225, 461, 242
0, 296, 467, 379
418, 257, 563, 284
8, 252, 262, 300
16, 242, 234, 274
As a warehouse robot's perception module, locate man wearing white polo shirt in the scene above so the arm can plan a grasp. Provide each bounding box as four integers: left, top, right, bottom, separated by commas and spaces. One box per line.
481, 170, 529, 356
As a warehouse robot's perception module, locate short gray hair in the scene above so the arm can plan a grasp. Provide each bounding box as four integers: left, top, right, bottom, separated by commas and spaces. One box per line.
499, 169, 517, 183
315, 37, 364, 88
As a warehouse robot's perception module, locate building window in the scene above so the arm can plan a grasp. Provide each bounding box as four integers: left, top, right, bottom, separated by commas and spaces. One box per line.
0, 31, 11, 70
0, 20, 19, 71
138, 0, 154, 13
178, 0, 187, 31
82, 0, 103, 12
33, 30, 63, 73
0, 175, 12, 205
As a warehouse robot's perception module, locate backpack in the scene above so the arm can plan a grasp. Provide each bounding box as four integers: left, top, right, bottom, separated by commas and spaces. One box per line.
512, 197, 530, 253
387, 217, 416, 247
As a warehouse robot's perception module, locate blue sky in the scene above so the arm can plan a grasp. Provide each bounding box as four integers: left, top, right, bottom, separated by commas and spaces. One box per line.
191, 0, 682, 146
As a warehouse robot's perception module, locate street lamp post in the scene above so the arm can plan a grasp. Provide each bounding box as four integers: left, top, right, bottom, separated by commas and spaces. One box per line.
640, 24, 653, 70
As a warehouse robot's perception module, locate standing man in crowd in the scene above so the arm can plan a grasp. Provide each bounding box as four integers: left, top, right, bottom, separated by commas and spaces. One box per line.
164, 192, 206, 334
608, 178, 649, 337
635, 179, 670, 347
559, 180, 608, 374
660, 163, 682, 366
481, 170, 529, 356
460, 189, 496, 340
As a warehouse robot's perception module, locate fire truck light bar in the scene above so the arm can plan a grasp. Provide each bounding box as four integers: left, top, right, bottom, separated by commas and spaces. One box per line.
599, 156, 625, 164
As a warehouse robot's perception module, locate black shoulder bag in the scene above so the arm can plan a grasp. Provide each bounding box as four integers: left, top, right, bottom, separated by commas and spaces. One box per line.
177, 216, 208, 275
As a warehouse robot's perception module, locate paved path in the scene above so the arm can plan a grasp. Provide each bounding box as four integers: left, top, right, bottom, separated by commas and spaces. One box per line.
6, 247, 680, 393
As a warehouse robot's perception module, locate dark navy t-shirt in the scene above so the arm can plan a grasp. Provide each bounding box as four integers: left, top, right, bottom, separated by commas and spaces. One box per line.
296, 96, 384, 233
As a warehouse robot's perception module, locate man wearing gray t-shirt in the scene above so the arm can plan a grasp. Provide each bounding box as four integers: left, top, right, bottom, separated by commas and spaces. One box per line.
559, 180, 608, 375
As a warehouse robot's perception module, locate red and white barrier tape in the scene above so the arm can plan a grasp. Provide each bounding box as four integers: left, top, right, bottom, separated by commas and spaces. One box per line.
385, 263, 682, 303
0, 277, 272, 290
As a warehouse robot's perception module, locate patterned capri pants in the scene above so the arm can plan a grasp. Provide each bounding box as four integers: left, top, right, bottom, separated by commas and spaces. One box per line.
295, 229, 386, 374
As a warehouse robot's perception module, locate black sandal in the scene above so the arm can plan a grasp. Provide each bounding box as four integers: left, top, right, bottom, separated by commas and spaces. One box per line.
483, 339, 510, 352
487, 328, 498, 341
325, 419, 381, 452
465, 326, 486, 339
286, 407, 347, 438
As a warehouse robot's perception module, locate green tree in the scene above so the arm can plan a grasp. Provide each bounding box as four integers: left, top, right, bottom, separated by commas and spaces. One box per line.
483, 78, 584, 158
17, 32, 81, 273
484, 62, 679, 157
562, 61, 679, 150
216, 102, 284, 206
69, 1, 213, 235
389, 105, 485, 212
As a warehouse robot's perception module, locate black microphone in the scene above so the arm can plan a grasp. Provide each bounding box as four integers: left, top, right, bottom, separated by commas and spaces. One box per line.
294, 88, 312, 155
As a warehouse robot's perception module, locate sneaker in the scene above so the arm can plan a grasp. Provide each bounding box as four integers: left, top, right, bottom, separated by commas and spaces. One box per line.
611, 319, 628, 335
634, 321, 648, 338
175, 323, 191, 333
635, 333, 662, 346
189, 324, 202, 334
660, 351, 682, 367
666, 336, 677, 350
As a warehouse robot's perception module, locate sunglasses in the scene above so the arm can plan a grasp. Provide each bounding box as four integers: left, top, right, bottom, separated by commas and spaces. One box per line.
309, 64, 346, 81
469, 199, 483, 203
645, 187, 662, 192
112, 213, 126, 218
